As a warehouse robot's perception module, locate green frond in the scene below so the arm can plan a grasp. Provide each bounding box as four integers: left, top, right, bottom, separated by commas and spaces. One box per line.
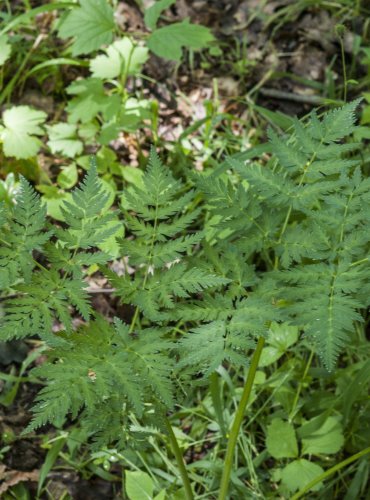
276, 223, 330, 268
55, 161, 120, 250
26, 317, 174, 437
232, 160, 295, 207
170, 294, 234, 322
0, 177, 50, 287
1, 269, 91, 341
280, 262, 365, 370
131, 264, 230, 319
316, 98, 362, 143
268, 127, 307, 172
178, 321, 228, 375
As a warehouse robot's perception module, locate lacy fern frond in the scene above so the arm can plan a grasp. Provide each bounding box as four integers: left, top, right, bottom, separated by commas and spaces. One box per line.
1, 100, 368, 453
0, 161, 120, 343
26, 317, 174, 433
178, 294, 276, 375
110, 149, 227, 323
280, 262, 365, 370
196, 99, 368, 370
55, 159, 119, 251
0, 177, 51, 288
1, 269, 90, 342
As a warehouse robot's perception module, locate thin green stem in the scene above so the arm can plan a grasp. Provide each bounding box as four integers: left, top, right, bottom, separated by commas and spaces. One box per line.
164, 416, 194, 500
218, 336, 265, 500
350, 257, 369, 268
291, 446, 370, 500
289, 349, 314, 421
129, 191, 159, 333
210, 371, 227, 439
274, 146, 321, 269
339, 36, 347, 102
0, 34, 42, 105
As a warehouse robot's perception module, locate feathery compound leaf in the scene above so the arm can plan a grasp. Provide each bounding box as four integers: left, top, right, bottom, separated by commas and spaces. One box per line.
55, 159, 120, 250
0, 178, 50, 287
1, 269, 91, 342
204, 100, 366, 371
279, 262, 365, 370
120, 149, 201, 266
58, 0, 115, 56
132, 264, 230, 319
316, 98, 362, 142
27, 317, 174, 436
113, 149, 228, 327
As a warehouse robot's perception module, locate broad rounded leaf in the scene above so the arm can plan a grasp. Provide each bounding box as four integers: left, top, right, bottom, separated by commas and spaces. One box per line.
0, 35, 11, 66
144, 0, 176, 30
90, 38, 148, 79
147, 20, 214, 61
260, 322, 298, 367
266, 418, 298, 459
1, 106, 47, 159
281, 459, 324, 493
47, 123, 83, 158
58, 0, 115, 56
301, 416, 344, 455
125, 470, 154, 500
66, 78, 121, 124
57, 164, 79, 189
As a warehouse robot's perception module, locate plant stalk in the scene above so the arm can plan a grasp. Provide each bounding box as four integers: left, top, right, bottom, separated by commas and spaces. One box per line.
218, 336, 265, 500
291, 446, 370, 499
164, 416, 194, 500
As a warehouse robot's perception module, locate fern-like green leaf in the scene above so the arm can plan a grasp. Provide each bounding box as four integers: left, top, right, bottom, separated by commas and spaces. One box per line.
0, 177, 50, 287
55, 159, 120, 250
26, 317, 174, 437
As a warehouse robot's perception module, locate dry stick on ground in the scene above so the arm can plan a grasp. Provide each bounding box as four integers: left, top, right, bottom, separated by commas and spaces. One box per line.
259, 88, 325, 105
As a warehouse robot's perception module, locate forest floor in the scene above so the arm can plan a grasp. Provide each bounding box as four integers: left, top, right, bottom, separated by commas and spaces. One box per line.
1, 0, 369, 498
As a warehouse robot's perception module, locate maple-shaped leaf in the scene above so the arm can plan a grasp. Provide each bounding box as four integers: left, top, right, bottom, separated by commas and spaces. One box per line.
90, 38, 148, 79
66, 78, 121, 124
47, 123, 83, 158
0, 106, 46, 159
147, 19, 214, 61
98, 98, 151, 144
58, 0, 115, 56
144, 0, 175, 30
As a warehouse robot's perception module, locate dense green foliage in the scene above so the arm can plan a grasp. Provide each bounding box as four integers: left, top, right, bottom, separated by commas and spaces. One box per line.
196, 99, 370, 371
1, 101, 370, 497
2, 0, 370, 498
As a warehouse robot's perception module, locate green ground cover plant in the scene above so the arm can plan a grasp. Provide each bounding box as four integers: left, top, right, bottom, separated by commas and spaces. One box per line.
1, 100, 370, 498
0, 0, 214, 159
2, 1, 370, 498
0, 0, 215, 223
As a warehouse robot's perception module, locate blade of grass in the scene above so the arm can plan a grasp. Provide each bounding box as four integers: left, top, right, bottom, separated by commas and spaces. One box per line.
164, 416, 194, 500
0, 3, 75, 37
218, 336, 265, 500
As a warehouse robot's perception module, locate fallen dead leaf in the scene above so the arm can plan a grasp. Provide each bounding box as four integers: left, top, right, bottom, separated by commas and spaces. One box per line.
0, 468, 39, 495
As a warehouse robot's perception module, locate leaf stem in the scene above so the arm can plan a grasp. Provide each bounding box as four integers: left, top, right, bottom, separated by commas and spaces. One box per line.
164, 416, 194, 500
289, 349, 314, 421
339, 34, 348, 102
218, 336, 265, 500
291, 446, 370, 499
210, 371, 227, 439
